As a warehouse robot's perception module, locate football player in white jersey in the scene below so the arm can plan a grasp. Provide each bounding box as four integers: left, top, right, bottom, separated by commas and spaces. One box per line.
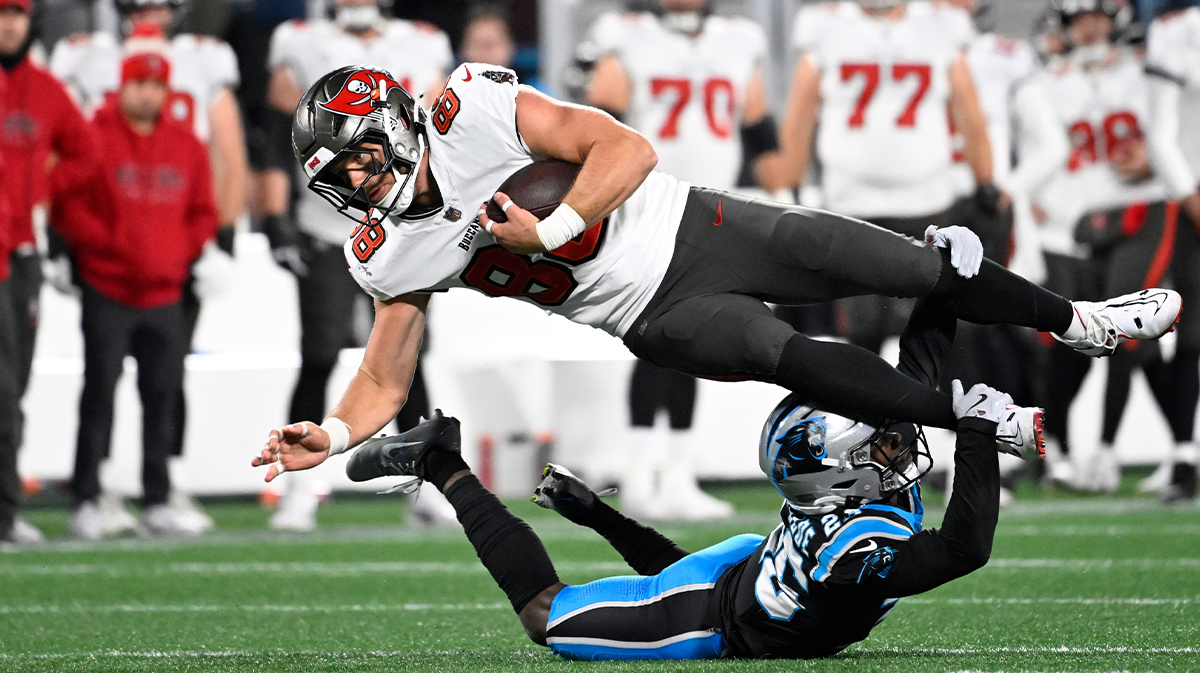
262, 0, 453, 531
250, 63, 1182, 490
933, 0, 1069, 501
770, 0, 996, 355
1141, 0, 1200, 502
583, 0, 775, 522
1034, 0, 1180, 493
49, 0, 247, 536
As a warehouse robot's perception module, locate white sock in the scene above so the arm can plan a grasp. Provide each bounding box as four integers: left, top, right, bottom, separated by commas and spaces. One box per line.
1059, 304, 1087, 340
1173, 442, 1200, 464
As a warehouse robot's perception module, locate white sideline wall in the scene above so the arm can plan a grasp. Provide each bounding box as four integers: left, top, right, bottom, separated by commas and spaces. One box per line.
20, 233, 1175, 498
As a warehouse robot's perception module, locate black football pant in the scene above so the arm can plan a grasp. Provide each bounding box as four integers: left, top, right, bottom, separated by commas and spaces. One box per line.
7, 251, 42, 453
0, 277, 21, 538
629, 360, 695, 430
624, 188, 1074, 430
72, 284, 185, 507
287, 234, 430, 430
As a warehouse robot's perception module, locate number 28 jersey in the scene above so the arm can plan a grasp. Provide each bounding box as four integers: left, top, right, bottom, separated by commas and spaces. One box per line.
588, 12, 767, 191
342, 64, 690, 338
795, 1, 973, 218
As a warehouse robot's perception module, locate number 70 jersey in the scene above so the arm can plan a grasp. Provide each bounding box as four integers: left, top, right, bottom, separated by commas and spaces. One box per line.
588, 12, 767, 191
344, 64, 690, 339
796, 1, 973, 218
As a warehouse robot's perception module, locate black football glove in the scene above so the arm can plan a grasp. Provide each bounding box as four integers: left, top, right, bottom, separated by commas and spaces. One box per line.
262, 214, 309, 277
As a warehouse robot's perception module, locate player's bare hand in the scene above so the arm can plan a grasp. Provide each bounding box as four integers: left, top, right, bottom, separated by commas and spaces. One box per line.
478, 193, 546, 255
252, 422, 330, 482
1184, 191, 1200, 225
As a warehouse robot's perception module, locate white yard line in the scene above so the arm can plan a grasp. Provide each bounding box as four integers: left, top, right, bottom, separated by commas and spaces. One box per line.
2, 558, 1197, 577
0, 645, 1196, 660
1, 597, 1194, 616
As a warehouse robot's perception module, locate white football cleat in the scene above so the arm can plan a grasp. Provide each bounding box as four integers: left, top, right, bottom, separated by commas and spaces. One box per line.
1074, 447, 1120, 493
1055, 289, 1182, 357
169, 491, 215, 533
656, 465, 734, 522
11, 516, 44, 544
97, 493, 139, 536
69, 501, 104, 541
269, 482, 319, 533
995, 406, 1045, 461
1138, 458, 1174, 494
140, 503, 208, 538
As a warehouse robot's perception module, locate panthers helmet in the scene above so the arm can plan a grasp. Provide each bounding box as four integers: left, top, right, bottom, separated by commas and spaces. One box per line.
759, 395, 932, 515
292, 65, 429, 223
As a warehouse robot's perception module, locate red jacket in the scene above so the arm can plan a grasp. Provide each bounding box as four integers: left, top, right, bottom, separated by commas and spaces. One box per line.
0, 69, 11, 281
1, 57, 92, 258
54, 100, 218, 309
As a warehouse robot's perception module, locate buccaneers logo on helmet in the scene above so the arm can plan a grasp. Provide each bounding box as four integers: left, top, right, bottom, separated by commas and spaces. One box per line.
319, 70, 401, 117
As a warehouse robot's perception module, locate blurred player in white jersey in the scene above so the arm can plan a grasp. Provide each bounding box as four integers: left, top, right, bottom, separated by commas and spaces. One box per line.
933, 0, 1068, 500
1141, 0, 1200, 502
584, 0, 776, 521
263, 0, 453, 531
1034, 0, 1180, 493
49, 0, 248, 536
771, 0, 996, 355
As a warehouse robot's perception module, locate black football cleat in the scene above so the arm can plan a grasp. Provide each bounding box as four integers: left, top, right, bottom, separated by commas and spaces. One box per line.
531, 463, 616, 526
345, 409, 461, 482
1162, 463, 1198, 505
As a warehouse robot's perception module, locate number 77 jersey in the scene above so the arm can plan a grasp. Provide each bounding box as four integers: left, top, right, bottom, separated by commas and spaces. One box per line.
343, 63, 690, 339
795, 1, 974, 218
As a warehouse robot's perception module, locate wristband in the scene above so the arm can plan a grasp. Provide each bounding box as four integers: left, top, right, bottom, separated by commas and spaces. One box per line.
321, 417, 352, 456
535, 203, 587, 252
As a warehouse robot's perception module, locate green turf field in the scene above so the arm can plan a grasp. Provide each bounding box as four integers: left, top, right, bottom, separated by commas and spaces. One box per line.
1, 481, 1197, 672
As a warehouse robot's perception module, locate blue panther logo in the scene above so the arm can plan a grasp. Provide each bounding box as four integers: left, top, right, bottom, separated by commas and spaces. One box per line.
772, 417, 827, 481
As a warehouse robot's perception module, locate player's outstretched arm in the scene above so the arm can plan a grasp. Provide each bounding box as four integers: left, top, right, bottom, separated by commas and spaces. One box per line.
481, 87, 657, 254
948, 53, 995, 190
758, 53, 820, 191
253, 293, 429, 481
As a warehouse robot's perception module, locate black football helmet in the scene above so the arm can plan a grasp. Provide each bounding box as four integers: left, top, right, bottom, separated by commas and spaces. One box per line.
759, 395, 932, 515
292, 65, 429, 223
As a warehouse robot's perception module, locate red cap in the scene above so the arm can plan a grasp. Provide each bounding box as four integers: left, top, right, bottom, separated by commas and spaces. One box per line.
121, 52, 171, 85
0, 0, 32, 12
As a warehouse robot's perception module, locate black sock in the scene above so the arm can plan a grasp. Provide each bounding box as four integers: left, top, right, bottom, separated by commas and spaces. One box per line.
775, 333, 957, 429
441, 474, 560, 613
424, 450, 469, 491
581, 501, 687, 576
928, 251, 1074, 334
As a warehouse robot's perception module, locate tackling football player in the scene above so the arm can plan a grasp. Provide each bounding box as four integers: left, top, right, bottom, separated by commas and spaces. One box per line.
252, 62, 1180, 482
316, 292, 1029, 659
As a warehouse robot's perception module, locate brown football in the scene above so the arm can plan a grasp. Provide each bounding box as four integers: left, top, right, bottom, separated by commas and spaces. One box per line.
485, 159, 582, 223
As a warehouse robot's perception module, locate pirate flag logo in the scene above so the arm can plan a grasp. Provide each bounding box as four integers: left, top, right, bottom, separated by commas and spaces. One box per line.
320, 69, 401, 117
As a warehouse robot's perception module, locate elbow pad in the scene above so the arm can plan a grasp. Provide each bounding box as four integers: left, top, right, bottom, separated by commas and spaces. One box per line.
740, 115, 779, 160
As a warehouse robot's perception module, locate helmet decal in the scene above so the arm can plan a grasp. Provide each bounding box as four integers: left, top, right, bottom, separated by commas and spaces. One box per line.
773, 417, 828, 482
320, 70, 401, 117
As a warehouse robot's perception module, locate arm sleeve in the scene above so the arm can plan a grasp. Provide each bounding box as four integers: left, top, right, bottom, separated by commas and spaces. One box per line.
52, 171, 108, 252
48, 81, 95, 184
826, 418, 1000, 597
896, 297, 958, 387
1008, 77, 1070, 197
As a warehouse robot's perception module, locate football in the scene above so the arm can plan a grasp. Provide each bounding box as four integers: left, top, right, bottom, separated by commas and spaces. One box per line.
485, 159, 582, 223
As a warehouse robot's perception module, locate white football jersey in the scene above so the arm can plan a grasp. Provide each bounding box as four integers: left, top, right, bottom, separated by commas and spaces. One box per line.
1146, 8, 1200, 178
794, 1, 973, 218
949, 33, 1039, 196
588, 12, 766, 191
1035, 51, 1169, 256
48, 31, 239, 142
340, 64, 690, 338
269, 18, 453, 245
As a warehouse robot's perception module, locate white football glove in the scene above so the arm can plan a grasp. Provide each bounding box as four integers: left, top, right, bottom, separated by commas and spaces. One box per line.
190, 241, 237, 300
925, 225, 984, 279
951, 379, 1012, 424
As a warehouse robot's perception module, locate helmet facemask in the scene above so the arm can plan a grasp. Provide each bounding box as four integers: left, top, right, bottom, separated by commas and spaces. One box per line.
843, 422, 933, 498
296, 69, 429, 224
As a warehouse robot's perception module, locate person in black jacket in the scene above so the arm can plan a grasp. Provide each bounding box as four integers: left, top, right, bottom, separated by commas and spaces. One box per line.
314, 294, 1033, 660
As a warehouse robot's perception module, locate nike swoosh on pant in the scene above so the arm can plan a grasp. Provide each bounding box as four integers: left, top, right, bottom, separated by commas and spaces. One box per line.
713, 201, 723, 226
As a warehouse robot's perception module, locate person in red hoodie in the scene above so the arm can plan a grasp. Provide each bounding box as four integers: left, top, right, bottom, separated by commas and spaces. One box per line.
54, 49, 218, 539
0, 0, 94, 545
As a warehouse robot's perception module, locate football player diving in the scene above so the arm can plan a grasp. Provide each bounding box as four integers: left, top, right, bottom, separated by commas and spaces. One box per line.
320, 294, 1026, 660
252, 62, 1180, 483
